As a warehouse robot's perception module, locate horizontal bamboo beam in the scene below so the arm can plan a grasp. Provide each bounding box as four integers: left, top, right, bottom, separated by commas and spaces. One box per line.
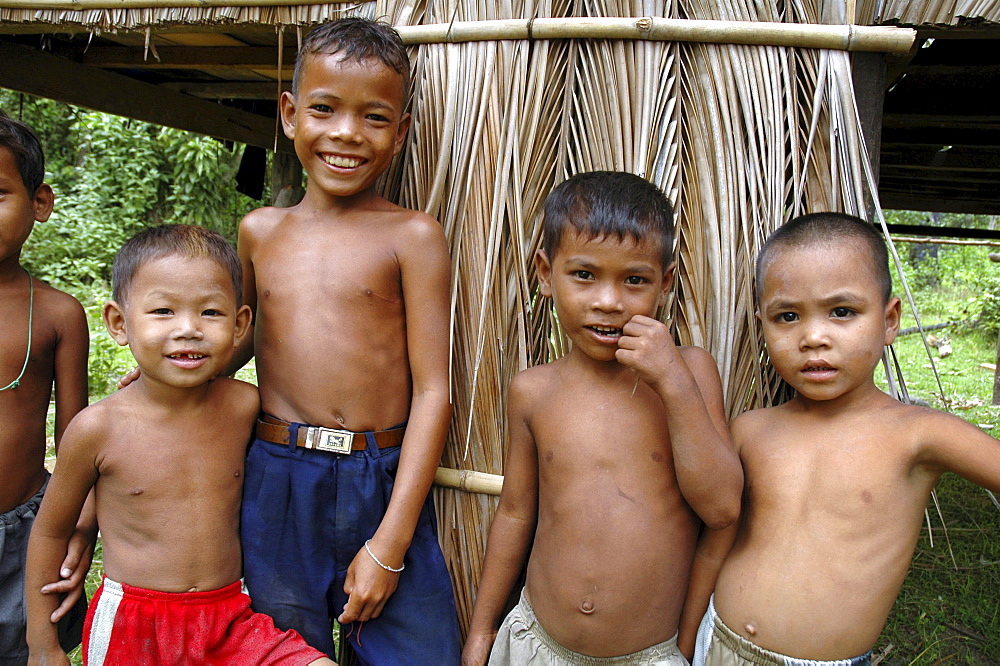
398, 18, 915, 54
434, 467, 503, 496
0, 10, 916, 54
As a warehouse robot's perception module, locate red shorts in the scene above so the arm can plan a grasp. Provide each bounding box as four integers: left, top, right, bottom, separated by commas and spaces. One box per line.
83, 577, 325, 665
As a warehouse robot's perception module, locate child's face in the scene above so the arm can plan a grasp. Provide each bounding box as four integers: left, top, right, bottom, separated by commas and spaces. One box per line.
104, 254, 251, 391
757, 240, 900, 404
280, 54, 410, 200
537, 228, 673, 363
0, 146, 52, 265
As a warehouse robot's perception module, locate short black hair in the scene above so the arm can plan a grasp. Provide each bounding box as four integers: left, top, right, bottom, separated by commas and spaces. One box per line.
756, 212, 892, 304
0, 110, 45, 193
112, 225, 243, 306
542, 171, 674, 267
292, 17, 409, 97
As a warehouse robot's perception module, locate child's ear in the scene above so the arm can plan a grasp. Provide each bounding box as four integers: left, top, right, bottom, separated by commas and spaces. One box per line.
659, 262, 677, 305
883, 296, 902, 345
233, 304, 253, 347
535, 249, 553, 297
393, 113, 412, 157
279, 91, 298, 140
103, 301, 129, 346
32, 183, 54, 223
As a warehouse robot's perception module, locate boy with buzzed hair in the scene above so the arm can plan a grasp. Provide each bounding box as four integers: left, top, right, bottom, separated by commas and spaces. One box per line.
234, 16, 461, 664
25, 224, 334, 666
462, 171, 744, 666
686, 212, 1000, 665
0, 110, 89, 662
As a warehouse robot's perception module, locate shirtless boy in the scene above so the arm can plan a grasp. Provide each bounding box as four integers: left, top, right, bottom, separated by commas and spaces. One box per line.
462, 171, 744, 666
0, 111, 89, 662
233, 18, 460, 663
688, 212, 1000, 665
25, 225, 334, 665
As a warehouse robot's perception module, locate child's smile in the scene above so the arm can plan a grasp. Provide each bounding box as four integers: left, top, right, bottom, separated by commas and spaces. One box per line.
538, 228, 671, 364
281, 54, 410, 203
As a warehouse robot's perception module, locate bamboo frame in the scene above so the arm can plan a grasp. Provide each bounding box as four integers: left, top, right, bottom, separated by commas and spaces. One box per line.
434, 467, 503, 496
0, 6, 916, 55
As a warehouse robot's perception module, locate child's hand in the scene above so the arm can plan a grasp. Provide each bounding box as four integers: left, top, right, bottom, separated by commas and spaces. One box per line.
28, 648, 71, 666
116, 367, 141, 389
337, 544, 400, 624
615, 314, 682, 391
461, 630, 497, 666
40, 529, 93, 622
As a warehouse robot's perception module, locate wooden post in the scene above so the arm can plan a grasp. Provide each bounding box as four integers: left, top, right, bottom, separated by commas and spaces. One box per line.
271, 150, 303, 208
851, 50, 886, 218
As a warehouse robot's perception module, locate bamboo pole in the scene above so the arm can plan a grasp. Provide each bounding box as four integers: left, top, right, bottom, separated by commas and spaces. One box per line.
434, 466, 503, 496
0, 4, 916, 54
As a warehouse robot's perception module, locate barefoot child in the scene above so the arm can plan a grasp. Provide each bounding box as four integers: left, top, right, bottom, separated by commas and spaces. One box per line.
462, 171, 744, 665
688, 212, 1000, 664
0, 111, 89, 661
233, 18, 460, 663
25, 225, 334, 665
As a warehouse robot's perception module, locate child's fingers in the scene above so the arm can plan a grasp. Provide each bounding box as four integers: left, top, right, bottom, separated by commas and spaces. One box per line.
49, 587, 84, 623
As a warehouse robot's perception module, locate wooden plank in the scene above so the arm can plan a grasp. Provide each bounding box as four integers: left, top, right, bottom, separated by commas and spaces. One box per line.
0, 41, 291, 152
81, 45, 297, 69
162, 81, 287, 100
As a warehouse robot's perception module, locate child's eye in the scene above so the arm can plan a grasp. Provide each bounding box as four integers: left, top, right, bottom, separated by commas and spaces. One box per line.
367, 113, 390, 123
310, 104, 333, 113
624, 276, 649, 286
573, 270, 594, 280
202, 309, 223, 317
832, 307, 854, 318
152, 308, 172, 315
777, 312, 798, 323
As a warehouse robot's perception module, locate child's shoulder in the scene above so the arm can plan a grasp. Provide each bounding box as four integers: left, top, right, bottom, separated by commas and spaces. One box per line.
509, 360, 564, 405
32, 278, 86, 330
207, 376, 260, 417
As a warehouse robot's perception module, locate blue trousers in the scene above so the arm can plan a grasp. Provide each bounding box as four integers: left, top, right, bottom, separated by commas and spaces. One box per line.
241, 429, 461, 665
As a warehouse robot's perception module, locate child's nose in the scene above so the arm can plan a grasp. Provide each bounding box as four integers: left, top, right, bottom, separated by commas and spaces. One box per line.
174, 314, 204, 340
799, 319, 829, 349
328, 115, 362, 142
591, 283, 624, 313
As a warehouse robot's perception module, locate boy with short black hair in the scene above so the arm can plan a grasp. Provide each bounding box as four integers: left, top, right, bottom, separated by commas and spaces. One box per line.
233, 16, 461, 664
0, 110, 89, 662
25, 224, 334, 666
462, 171, 744, 665
686, 212, 1000, 665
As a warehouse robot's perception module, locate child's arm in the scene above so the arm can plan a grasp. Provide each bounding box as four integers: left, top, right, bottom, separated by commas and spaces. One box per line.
676, 522, 739, 659
42, 294, 94, 622
338, 217, 452, 625
918, 408, 1000, 492
26, 412, 100, 664
462, 374, 539, 666
222, 214, 259, 376
616, 315, 742, 527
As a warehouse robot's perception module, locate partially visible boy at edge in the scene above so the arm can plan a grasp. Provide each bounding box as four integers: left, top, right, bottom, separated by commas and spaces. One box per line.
681, 212, 1000, 665
26, 224, 334, 666
462, 171, 743, 666
228, 18, 459, 664
0, 111, 90, 662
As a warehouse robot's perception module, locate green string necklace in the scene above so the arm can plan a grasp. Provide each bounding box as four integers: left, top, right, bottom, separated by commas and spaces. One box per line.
1, 270, 34, 392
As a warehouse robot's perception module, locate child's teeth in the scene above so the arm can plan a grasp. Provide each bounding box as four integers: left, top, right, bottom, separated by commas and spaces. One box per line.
324, 155, 361, 168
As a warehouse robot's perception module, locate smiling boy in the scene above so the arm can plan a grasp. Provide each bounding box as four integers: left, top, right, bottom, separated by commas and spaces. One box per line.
462, 171, 743, 665
25, 225, 333, 665
228, 18, 461, 663
687, 212, 1000, 665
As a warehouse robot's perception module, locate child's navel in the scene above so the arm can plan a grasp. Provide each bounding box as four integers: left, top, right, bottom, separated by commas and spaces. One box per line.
579, 599, 595, 614
129, 488, 144, 496
744, 623, 756, 636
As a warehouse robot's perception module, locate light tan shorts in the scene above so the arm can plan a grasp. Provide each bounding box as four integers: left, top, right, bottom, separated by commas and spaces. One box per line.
488, 588, 689, 665
693, 596, 871, 666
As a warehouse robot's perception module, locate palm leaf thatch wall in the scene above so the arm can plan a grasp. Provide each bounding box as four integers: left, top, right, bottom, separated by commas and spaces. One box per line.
1, 0, 939, 636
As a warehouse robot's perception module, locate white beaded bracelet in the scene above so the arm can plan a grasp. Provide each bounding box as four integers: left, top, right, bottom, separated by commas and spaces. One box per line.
364, 539, 405, 573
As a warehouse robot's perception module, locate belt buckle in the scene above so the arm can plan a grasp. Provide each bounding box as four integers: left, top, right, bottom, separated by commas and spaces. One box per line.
309, 427, 353, 454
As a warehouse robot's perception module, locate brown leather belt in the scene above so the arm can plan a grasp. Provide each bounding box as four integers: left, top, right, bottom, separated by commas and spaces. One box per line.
256, 415, 405, 454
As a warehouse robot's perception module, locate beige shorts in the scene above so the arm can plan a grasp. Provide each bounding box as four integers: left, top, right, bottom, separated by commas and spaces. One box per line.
693, 595, 871, 666
489, 588, 688, 665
